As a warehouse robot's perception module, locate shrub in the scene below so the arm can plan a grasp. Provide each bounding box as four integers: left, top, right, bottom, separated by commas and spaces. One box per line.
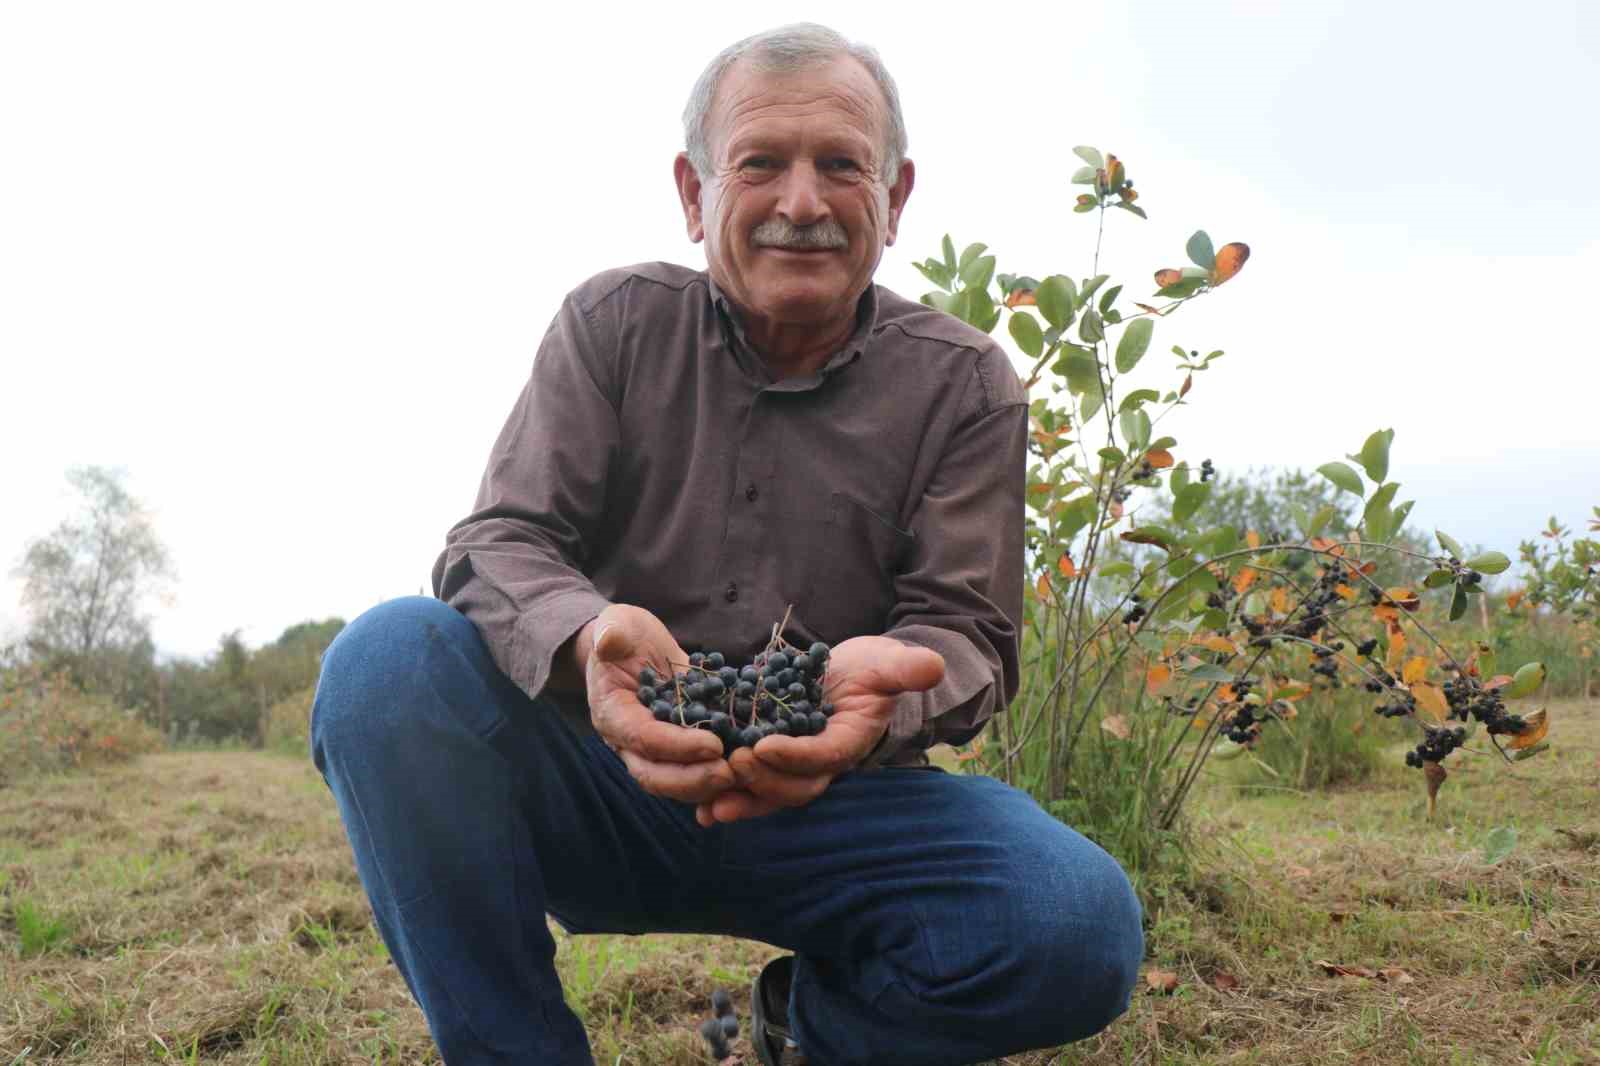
264, 685, 314, 756
0, 664, 162, 784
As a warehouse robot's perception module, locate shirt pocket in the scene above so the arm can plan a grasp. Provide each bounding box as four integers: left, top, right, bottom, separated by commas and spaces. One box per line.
802, 491, 915, 642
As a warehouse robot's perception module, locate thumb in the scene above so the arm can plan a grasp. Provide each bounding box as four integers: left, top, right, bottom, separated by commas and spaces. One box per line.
874, 645, 946, 695
592, 615, 636, 665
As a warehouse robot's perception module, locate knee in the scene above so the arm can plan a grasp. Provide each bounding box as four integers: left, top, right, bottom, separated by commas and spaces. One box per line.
1031, 853, 1144, 1042
311, 596, 484, 760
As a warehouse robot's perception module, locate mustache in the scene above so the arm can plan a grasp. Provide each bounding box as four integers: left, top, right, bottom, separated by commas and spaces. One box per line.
751, 219, 848, 250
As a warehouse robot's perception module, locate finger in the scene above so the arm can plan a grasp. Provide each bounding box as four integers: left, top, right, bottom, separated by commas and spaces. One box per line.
753, 714, 880, 776
590, 616, 634, 665
619, 748, 736, 804
728, 748, 831, 808
703, 788, 783, 824
592, 696, 723, 764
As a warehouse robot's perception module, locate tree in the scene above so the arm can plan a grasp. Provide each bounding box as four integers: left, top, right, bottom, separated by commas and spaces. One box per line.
13, 467, 174, 692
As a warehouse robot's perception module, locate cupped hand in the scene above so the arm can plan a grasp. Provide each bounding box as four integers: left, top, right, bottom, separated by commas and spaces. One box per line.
585, 605, 737, 804
694, 635, 945, 826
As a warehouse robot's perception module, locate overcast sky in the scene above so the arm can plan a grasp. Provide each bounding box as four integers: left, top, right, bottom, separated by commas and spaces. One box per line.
2, 1, 1597, 660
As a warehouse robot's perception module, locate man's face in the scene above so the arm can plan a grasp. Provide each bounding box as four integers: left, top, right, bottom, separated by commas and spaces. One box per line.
677, 55, 913, 333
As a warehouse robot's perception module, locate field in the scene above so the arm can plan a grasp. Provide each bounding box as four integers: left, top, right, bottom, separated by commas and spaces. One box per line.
2, 701, 1597, 1065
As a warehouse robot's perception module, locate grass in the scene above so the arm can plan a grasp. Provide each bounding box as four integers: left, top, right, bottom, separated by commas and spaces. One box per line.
1, 701, 1597, 1064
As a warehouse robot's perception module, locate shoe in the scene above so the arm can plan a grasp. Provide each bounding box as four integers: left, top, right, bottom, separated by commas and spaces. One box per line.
751, 955, 809, 1065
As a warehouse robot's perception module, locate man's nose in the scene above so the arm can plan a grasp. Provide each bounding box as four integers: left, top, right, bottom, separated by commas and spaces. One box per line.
774, 161, 827, 226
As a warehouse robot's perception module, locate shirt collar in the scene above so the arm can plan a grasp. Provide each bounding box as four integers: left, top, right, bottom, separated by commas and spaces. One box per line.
706, 272, 879, 383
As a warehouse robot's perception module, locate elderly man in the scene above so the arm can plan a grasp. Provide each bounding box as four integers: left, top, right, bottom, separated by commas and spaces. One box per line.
312, 22, 1142, 1066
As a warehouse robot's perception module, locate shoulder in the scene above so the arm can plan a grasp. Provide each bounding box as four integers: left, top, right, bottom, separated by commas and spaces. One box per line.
871, 284, 1027, 415
566, 262, 709, 319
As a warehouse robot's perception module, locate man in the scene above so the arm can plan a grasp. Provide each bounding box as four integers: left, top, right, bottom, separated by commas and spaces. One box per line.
312, 22, 1142, 1066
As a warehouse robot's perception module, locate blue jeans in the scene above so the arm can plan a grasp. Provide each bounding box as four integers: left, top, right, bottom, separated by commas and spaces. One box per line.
310, 597, 1142, 1065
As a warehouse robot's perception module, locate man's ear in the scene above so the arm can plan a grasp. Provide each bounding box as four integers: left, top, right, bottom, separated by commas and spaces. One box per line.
674, 153, 705, 243
883, 158, 915, 247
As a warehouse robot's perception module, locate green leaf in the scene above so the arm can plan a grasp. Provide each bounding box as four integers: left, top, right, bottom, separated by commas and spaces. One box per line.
960, 254, 996, 292
1450, 583, 1469, 621
941, 235, 956, 272
1071, 165, 1097, 185
1513, 741, 1550, 761
1363, 482, 1399, 543
1114, 318, 1155, 374
1351, 428, 1394, 484
1466, 551, 1511, 575
1436, 530, 1465, 560
1156, 277, 1207, 299
1317, 462, 1366, 498
1119, 408, 1151, 451
1073, 146, 1104, 169
1099, 284, 1123, 314
1098, 561, 1135, 578
1482, 826, 1517, 866
1079, 310, 1104, 344
1306, 504, 1337, 539
1118, 389, 1161, 412
1172, 482, 1211, 526
1121, 525, 1175, 549
1183, 662, 1235, 682
1185, 231, 1216, 270
1054, 347, 1100, 395
1057, 495, 1097, 541
1116, 202, 1149, 220
1008, 311, 1044, 359
958, 242, 988, 271
1080, 386, 1105, 423
1150, 436, 1176, 450
1081, 275, 1110, 302
1035, 275, 1078, 330
1170, 464, 1190, 494
1505, 661, 1547, 699
1210, 525, 1239, 556
1099, 446, 1126, 465
1423, 569, 1455, 589
1391, 500, 1414, 533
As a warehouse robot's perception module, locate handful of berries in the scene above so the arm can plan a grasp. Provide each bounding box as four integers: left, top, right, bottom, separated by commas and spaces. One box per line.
635, 636, 835, 758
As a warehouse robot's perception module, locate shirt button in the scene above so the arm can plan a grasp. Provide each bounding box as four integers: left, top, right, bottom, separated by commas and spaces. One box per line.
745, 484, 759, 502
724, 582, 739, 603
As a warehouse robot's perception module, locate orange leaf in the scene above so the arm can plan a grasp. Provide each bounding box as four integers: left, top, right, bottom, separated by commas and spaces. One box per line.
1233, 567, 1258, 595
1028, 482, 1053, 496
1334, 583, 1357, 601
1004, 288, 1037, 308
1210, 242, 1250, 285
1246, 529, 1262, 549
1146, 664, 1173, 694
1154, 268, 1184, 288
1507, 590, 1525, 610
1316, 960, 1377, 979
1146, 448, 1175, 468
1386, 630, 1408, 672
1212, 972, 1239, 991
1145, 969, 1180, 994
1035, 571, 1052, 603
1058, 554, 1077, 579
1101, 714, 1131, 740
1373, 603, 1399, 625
1411, 681, 1449, 723
1402, 656, 1429, 685
1384, 587, 1421, 611
1310, 536, 1344, 556
1358, 561, 1378, 576
1484, 674, 1514, 690
1270, 587, 1290, 614
1507, 707, 1549, 750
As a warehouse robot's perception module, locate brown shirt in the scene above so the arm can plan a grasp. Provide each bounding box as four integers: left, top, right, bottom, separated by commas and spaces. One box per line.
431, 262, 1027, 765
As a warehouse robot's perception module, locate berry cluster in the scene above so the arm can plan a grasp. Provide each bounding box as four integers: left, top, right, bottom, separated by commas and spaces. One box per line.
1220, 678, 1259, 744
1309, 641, 1345, 685
1199, 458, 1216, 482
636, 642, 834, 756
698, 987, 738, 1060
1406, 725, 1467, 767
1122, 592, 1147, 625
1441, 674, 1526, 736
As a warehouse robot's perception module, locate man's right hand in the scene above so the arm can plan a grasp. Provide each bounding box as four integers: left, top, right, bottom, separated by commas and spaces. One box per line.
580, 605, 737, 805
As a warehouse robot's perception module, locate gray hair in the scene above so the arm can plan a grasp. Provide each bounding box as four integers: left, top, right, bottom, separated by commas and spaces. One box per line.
682, 23, 908, 184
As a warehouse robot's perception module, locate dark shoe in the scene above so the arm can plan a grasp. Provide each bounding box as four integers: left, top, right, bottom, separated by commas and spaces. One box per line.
751, 955, 808, 1065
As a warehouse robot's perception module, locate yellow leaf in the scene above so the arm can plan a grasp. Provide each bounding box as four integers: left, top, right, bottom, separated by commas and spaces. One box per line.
1402, 656, 1429, 685
1233, 567, 1258, 595
1384, 587, 1421, 612
1246, 530, 1262, 549
1035, 571, 1053, 603
1270, 587, 1290, 615
1195, 635, 1238, 655
1507, 707, 1549, 750
1386, 630, 1408, 673
1411, 681, 1449, 723
1101, 714, 1131, 740
1335, 584, 1357, 601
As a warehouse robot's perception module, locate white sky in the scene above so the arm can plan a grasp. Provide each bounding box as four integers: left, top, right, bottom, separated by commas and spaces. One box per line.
2, 1, 1597, 659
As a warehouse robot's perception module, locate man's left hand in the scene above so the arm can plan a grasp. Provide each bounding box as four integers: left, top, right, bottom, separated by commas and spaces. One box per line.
693, 635, 944, 826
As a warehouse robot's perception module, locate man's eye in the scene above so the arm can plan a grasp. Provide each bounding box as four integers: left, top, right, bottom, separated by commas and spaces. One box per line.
741, 157, 776, 170
822, 158, 861, 172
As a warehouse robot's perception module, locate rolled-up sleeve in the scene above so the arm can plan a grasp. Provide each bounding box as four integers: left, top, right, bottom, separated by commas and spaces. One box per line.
879, 371, 1028, 758
430, 293, 615, 700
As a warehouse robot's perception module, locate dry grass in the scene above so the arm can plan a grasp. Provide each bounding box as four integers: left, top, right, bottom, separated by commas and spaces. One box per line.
1, 701, 1596, 1064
